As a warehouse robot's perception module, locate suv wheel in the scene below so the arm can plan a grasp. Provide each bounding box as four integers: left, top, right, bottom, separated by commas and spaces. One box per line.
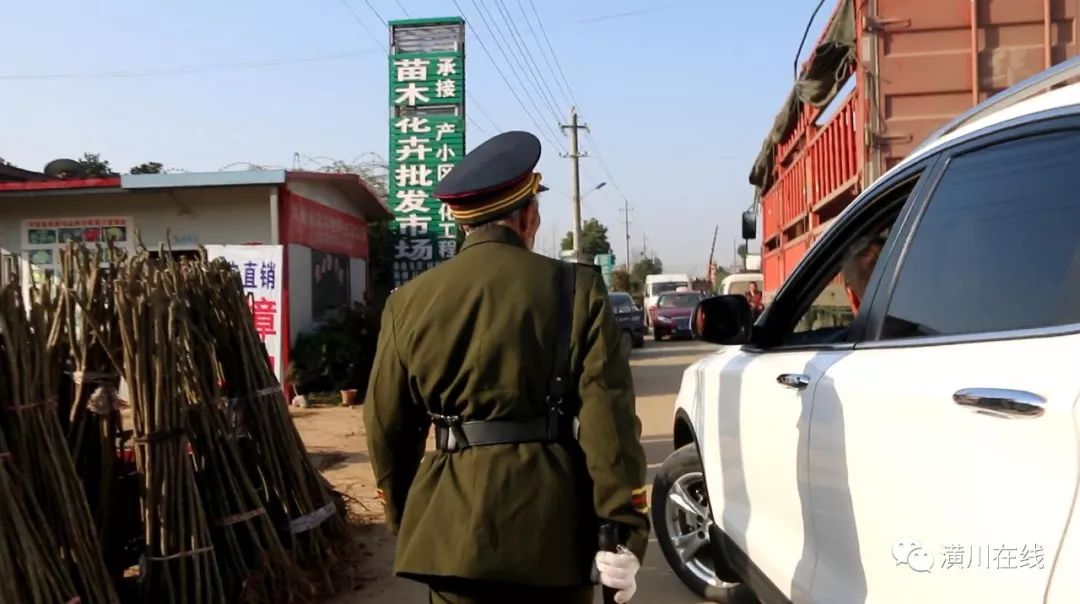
653, 444, 754, 602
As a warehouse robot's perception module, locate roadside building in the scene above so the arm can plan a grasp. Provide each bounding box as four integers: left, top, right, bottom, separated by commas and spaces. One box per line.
0, 169, 391, 382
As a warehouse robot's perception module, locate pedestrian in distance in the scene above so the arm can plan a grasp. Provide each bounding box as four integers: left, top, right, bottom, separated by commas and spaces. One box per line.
364, 131, 649, 603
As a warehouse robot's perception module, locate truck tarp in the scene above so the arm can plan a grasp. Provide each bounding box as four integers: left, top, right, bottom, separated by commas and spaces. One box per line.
749, 0, 857, 200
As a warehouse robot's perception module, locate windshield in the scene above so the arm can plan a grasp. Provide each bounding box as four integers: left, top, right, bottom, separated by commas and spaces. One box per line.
658, 293, 702, 308
650, 281, 689, 296
726, 281, 762, 296
609, 293, 634, 309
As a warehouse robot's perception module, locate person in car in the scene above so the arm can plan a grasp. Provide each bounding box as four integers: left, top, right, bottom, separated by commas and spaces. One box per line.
746, 282, 764, 317
841, 234, 886, 314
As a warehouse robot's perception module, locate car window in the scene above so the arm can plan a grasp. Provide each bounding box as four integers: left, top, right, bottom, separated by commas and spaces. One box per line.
651, 282, 686, 296
881, 130, 1080, 339
775, 179, 916, 348
658, 293, 702, 308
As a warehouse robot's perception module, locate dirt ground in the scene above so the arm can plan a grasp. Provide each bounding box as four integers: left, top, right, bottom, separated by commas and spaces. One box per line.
293, 403, 427, 603
293, 339, 717, 604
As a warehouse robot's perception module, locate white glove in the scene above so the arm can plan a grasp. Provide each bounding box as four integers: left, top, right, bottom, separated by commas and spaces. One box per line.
595, 548, 640, 603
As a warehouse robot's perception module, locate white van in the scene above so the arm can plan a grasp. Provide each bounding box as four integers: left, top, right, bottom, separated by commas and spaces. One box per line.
718, 272, 763, 296
644, 273, 691, 326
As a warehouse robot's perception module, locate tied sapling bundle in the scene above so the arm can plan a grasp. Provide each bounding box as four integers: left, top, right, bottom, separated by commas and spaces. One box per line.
114, 253, 224, 603
0, 282, 118, 604
196, 255, 347, 585
0, 424, 82, 604
58, 244, 131, 578
162, 253, 313, 603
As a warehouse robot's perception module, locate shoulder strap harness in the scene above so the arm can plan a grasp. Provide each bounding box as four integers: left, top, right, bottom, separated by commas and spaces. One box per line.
431, 262, 577, 452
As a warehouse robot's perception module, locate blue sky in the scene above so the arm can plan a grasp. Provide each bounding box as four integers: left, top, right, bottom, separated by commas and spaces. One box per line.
1, 0, 831, 275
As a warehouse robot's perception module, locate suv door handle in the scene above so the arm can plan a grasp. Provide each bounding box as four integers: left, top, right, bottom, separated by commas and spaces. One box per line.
953, 388, 1046, 419
777, 373, 811, 390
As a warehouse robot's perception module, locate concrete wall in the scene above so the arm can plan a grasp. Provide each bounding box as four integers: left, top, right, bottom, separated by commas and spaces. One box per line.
287, 244, 312, 344
0, 185, 274, 254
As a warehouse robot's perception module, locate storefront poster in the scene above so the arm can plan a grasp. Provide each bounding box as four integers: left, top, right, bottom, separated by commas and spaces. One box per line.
312, 250, 350, 321
21, 217, 132, 284
204, 244, 285, 383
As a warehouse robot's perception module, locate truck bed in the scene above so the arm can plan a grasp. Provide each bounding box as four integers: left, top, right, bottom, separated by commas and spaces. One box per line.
757, 0, 1080, 294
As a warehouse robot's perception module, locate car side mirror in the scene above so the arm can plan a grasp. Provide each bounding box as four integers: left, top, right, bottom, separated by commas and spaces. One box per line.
692, 295, 754, 345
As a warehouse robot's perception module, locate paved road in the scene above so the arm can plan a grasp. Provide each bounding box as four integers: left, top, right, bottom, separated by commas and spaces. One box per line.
610, 338, 718, 604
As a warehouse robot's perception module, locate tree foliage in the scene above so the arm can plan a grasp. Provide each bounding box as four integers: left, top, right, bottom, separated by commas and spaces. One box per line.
561, 218, 612, 257
611, 270, 632, 293
130, 161, 164, 174
631, 256, 664, 284
77, 153, 115, 178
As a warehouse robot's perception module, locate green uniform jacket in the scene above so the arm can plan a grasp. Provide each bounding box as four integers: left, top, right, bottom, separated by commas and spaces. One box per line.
363, 226, 649, 587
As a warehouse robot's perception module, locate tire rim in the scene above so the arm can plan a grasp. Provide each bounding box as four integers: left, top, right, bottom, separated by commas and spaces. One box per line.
665, 471, 734, 588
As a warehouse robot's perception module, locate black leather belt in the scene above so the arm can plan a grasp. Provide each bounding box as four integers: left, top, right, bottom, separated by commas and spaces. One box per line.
431, 411, 579, 452
432, 262, 580, 454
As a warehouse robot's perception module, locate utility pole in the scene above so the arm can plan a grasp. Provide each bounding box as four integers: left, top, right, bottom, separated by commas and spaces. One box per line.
706, 225, 719, 289
561, 107, 589, 257
622, 199, 632, 272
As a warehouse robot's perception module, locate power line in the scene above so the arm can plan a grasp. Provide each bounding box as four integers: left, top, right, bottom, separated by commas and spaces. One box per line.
489, 0, 564, 123
466, 114, 489, 136
794, 0, 828, 79
526, 0, 578, 107
0, 49, 380, 80
450, 0, 566, 152
524, 0, 635, 231
357, 0, 389, 27
584, 131, 630, 203
577, 2, 693, 24
516, 0, 573, 108
337, 0, 388, 51
467, 0, 565, 147
466, 91, 502, 132
393, 0, 412, 18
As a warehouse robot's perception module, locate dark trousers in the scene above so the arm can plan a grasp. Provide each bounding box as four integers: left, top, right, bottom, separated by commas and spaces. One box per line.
427, 578, 593, 604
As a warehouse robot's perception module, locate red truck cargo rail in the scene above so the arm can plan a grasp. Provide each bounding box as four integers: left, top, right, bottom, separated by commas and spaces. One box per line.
756, 0, 1079, 295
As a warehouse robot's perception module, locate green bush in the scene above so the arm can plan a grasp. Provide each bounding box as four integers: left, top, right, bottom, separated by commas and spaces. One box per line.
287, 305, 377, 395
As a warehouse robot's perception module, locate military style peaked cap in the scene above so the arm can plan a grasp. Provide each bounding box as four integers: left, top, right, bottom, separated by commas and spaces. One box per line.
434, 131, 548, 225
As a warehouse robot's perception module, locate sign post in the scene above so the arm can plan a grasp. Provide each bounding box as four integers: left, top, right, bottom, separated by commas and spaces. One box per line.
388, 17, 467, 287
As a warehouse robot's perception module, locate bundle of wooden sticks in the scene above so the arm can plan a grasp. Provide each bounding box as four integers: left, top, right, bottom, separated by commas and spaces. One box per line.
0, 243, 351, 604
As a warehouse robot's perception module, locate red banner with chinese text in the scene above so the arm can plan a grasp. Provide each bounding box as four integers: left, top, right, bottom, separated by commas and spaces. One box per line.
282, 191, 369, 259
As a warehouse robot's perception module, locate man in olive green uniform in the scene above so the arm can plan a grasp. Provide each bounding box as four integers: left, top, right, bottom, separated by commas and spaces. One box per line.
364, 131, 649, 603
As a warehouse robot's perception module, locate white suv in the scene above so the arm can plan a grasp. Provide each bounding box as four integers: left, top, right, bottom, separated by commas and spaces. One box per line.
653, 58, 1080, 603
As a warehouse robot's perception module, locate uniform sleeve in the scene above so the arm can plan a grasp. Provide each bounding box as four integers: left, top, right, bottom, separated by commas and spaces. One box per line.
363, 300, 428, 535
574, 272, 651, 560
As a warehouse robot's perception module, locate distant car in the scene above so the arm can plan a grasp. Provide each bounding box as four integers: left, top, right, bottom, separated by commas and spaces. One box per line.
644, 273, 691, 326
651, 291, 704, 340
608, 291, 645, 352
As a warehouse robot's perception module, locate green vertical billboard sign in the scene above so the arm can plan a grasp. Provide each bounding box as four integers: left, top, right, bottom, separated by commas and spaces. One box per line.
388, 17, 466, 287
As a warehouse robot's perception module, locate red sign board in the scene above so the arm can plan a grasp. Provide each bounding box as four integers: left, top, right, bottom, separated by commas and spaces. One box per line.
282, 192, 369, 258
